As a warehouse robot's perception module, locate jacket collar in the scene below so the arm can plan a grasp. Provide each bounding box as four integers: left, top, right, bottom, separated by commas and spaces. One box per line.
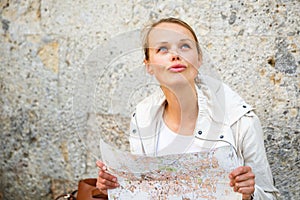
131, 74, 253, 155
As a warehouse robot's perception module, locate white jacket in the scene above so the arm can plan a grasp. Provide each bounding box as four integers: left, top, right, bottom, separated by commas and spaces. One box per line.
129, 75, 279, 199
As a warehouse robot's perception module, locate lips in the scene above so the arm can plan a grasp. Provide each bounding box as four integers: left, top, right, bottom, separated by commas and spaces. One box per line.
168, 64, 187, 72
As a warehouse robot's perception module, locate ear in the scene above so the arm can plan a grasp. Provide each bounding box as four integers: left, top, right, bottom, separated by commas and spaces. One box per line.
144, 59, 154, 75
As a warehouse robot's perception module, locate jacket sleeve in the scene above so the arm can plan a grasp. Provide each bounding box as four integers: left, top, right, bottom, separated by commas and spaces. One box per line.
236, 111, 280, 200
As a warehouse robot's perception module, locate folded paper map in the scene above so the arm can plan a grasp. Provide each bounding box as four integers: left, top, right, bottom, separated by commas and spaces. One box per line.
100, 139, 242, 200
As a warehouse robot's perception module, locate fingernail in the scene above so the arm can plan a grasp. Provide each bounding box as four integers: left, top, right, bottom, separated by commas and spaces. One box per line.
112, 178, 116, 182
102, 166, 107, 170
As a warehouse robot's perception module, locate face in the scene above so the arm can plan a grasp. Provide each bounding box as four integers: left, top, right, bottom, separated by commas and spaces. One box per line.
145, 22, 201, 89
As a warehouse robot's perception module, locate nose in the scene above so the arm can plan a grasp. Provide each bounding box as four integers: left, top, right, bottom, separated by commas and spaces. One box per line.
170, 51, 181, 61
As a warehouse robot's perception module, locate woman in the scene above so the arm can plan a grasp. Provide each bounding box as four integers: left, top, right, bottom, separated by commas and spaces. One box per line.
96, 18, 279, 200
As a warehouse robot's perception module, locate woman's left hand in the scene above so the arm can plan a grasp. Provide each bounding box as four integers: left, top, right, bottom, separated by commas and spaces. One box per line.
229, 166, 255, 200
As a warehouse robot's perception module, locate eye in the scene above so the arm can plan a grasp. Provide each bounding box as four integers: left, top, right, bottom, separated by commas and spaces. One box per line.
181, 44, 191, 50
157, 46, 168, 53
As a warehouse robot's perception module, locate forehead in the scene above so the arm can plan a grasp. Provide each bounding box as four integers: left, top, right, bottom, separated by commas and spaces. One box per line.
148, 22, 196, 44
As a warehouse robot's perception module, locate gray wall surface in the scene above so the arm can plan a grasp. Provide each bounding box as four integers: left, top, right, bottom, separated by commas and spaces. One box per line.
0, 0, 299, 199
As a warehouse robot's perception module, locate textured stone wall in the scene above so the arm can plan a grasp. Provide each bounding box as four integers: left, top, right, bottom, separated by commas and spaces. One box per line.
0, 0, 299, 199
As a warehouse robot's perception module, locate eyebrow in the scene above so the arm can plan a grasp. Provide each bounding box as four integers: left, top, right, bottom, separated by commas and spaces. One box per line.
179, 39, 194, 42
153, 41, 168, 45
153, 39, 194, 46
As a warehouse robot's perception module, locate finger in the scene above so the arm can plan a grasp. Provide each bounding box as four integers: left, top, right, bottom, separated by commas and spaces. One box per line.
229, 166, 252, 179
97, 177, 118, 190
97, 179, 119, 189
96, 160, 107, 170
98, 170, 117, 182
97, 174, 119, 188
235, 172, 255, 183
238, 185, 255, 196
235, 178, 255, 188
98, 171, 119, 186
233, 179, 255, 195
229, 167, 255, 188
97, 182, 118, 190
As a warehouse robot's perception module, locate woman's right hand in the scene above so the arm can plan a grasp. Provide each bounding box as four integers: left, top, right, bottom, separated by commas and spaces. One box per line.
96, 160, 120, 195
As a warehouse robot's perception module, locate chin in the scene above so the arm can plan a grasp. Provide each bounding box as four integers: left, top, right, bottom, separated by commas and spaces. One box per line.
161, 77, 195, 89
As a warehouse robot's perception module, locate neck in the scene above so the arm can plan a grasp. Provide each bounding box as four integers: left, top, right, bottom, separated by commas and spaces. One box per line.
161, 83, 198, 135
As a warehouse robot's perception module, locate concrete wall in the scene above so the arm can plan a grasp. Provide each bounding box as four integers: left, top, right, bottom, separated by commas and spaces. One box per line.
0, 0, 299, 199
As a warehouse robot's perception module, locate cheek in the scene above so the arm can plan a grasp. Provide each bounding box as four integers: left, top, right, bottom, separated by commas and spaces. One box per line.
193, 57, 201, 68
182, 52, 200, 67
149, 55, 168, 68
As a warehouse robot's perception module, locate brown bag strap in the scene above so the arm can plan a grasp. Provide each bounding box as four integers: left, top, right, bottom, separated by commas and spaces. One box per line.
55, 190, 77, 200
77, 178, 108, 200
54, 178, 108, 200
